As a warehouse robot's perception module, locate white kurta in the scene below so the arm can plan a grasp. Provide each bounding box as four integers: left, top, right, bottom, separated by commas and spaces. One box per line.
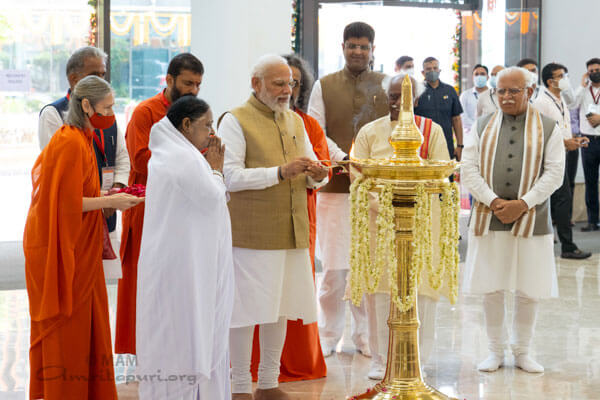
219, 111, 325, 329
460, 87, 488, 133
476, 90, 499, 118
533, 87, 572, 140
136, 117, 234, 400
461, 116, 564, 299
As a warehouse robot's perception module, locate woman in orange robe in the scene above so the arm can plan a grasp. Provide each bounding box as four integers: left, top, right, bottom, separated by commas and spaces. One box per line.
24, 76, 142, 400
250, 54, 330, 383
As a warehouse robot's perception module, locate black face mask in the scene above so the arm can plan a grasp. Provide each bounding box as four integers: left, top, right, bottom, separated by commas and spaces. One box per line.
590, 72, 600, 83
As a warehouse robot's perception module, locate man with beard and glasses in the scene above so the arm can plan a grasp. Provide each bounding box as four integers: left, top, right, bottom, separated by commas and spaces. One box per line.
248, 53, 330, 384
219, 54, 328, 400
116, 52, 204, 356
307, 21, 388, 359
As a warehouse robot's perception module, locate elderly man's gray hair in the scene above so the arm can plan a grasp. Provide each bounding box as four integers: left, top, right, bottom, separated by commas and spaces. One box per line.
381, 73, 425, 99
496, 66, 536, 88
251, 54, 289, 79
66, 46, 107, 77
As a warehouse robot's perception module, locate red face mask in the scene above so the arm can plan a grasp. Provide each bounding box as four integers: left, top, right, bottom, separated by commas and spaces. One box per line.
89, 111, 116, 130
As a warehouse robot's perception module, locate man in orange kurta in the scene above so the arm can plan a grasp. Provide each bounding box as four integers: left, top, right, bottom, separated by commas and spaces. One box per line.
115, 53, 204, 354
250, 55, 330, 382
24, 125, 117, 400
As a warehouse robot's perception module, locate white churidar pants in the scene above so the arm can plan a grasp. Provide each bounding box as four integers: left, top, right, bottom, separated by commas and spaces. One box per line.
316, 192, 368, 348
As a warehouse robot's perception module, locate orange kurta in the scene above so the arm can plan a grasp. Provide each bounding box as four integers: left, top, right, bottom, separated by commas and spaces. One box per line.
250, 108, 330, 382
24, 125, 117, 400
116, 91, 169, 354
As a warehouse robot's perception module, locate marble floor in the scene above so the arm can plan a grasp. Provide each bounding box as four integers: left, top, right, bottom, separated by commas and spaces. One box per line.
1, 253, 600, 400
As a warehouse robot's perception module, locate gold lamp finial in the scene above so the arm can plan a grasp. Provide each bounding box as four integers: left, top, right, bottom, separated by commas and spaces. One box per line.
389, 74, 424, 164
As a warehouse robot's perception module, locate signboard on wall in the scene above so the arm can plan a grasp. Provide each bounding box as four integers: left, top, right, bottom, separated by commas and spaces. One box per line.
0, 70, 31, 92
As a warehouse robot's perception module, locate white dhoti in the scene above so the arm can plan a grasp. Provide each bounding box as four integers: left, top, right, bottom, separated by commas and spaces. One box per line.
230, 247, 317, 328
463, 230, 559, 299
464, 230, 557, 371
230, 247, 317, 394
316, 192, 368, 349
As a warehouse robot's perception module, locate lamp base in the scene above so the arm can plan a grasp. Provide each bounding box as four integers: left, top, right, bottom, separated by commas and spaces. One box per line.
348, 379, 459, 400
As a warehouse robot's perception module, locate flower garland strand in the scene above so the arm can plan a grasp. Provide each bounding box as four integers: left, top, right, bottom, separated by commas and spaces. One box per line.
375, 183, 398, 308
349, 176, 374, 306
397, 184, 430, 312
439, 182, 461, 304
349, 179, 460, 309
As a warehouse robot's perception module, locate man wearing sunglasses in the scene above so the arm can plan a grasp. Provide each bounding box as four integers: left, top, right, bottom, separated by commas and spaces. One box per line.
462, 67, 565, 374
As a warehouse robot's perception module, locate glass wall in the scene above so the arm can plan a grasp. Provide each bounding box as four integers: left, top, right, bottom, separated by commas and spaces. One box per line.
460, 1, 540, 91
110, 0, 191, 127
0, 0, 93, 245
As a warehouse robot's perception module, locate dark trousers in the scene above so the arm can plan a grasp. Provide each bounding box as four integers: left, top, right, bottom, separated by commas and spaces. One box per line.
566, 149, 579, 220
581, 136, 600, 224
551, 159, 577, 253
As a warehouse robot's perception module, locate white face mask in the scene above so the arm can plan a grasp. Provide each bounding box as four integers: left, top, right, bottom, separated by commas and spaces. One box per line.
531, 72, 539, 84
489, 76, 498, 88
403, 68, 414, 76
558, 77, 571, 92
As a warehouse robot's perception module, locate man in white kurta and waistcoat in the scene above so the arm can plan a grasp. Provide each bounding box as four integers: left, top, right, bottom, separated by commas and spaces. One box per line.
308, 21, 389, 357
352, 73, 450, 380
462, 67, 565, 373
136, 96, 233, 399
219, 55, 328, 400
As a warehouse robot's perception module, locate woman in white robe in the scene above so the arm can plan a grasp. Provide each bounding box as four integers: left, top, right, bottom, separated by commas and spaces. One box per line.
136, 96, 234, 400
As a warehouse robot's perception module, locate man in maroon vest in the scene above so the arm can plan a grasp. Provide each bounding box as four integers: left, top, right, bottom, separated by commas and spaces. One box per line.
307, 21, 389, 358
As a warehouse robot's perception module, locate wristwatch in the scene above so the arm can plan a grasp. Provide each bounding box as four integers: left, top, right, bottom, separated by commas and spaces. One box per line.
456, 144, 464, 148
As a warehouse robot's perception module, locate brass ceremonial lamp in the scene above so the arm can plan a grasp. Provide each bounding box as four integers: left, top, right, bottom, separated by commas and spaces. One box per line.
347, 75, 459, 400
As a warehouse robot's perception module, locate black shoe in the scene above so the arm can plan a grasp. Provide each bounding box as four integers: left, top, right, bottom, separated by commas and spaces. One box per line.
581, 223, 599, 232
561, 249, 592, 260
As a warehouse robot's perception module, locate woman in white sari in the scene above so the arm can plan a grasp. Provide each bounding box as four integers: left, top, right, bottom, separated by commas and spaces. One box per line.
136, 96, 233, 399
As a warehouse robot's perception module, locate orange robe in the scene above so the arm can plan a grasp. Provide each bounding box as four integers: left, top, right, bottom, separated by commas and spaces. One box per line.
250, 108, 330, 382
24, 125, 117, 400
116, 91, 169, 354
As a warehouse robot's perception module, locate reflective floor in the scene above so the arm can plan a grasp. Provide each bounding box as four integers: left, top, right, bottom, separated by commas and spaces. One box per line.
1, 255, 599, 399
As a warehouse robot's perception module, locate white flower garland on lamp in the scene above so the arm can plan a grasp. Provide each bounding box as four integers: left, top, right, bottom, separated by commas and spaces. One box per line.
349, 179, 460, 309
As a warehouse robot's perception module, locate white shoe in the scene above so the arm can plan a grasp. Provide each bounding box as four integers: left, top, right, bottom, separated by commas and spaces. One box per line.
367, 364, 385, 380
355, 341, 371, 358
514, 354, 544, 373
477, 353, 504, 372
321, 342, 335, 358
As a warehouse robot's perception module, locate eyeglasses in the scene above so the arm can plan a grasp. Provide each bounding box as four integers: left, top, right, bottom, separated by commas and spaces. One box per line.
494, 87, 526, 96
345, 43, 372, 51
271, 80, 297, 89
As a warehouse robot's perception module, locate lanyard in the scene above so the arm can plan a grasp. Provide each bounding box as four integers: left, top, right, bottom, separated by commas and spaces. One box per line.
545, 91, 565, 119
591, 86, 600, 105
489, 91, 496, 107
473, 90, 479, 100
92, 130, 107, 165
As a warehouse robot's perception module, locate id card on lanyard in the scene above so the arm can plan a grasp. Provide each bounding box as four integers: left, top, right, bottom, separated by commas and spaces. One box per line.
93, 130, 115, 191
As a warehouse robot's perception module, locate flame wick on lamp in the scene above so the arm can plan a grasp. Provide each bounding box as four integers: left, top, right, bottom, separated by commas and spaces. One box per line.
389, 75, 424, 165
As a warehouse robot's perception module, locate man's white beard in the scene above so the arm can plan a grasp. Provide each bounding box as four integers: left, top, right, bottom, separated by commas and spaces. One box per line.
259, 87, 289, 114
